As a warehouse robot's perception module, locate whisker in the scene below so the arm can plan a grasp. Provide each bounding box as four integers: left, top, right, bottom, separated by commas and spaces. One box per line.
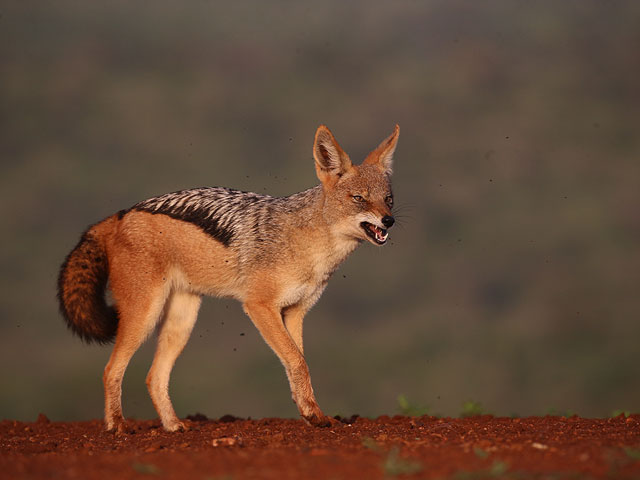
389, 202, 416, 229
392, 203, 417, 214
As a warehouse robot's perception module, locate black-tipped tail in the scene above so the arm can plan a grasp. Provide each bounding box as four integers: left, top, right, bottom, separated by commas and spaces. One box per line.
57, 228, 118, 344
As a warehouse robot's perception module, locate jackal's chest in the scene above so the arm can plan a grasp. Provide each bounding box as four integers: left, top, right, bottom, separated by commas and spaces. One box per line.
278, 263, 334, 308
276, 238, 357, 308
279, 280, 326, 308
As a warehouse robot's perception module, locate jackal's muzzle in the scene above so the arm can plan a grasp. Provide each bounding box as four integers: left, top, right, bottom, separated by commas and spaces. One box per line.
360, 218, 393, 245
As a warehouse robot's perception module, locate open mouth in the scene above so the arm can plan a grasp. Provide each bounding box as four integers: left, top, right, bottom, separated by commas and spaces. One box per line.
361, 222, 388, 245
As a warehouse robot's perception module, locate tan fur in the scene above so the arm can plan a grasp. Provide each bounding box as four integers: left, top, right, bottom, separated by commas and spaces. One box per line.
58, 125, 399, 432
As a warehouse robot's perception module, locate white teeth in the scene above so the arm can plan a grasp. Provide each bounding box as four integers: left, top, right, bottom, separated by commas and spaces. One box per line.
361, 222, 388, 243
373, 226, 388, 242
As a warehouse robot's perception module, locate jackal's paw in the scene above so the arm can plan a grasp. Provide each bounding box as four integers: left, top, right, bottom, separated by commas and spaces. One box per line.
163, 420, 188, 433
118, 422, 137, 435
105, 417, 127, 434
106, 420, 136, 436
302, 413, 336, 428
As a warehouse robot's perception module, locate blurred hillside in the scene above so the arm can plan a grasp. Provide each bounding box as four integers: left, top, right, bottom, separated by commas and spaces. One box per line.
1, 1, 639, 421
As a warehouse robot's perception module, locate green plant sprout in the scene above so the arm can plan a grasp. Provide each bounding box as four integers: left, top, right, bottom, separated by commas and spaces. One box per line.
132, 462, 161, 475
383, 446, 423, 476
624, 447, 640, 461
473, 447, 489, 459
461, 400, 486, 417
397, 394, 431, 416
454, 460, 509, 479
545, 408, 576, 418
611, 409, 631, 418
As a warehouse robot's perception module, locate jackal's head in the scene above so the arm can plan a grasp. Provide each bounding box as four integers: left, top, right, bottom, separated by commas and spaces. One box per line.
313, 124, 399, 246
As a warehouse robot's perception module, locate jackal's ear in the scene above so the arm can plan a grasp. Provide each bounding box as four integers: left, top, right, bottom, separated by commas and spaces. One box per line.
313, 125, 352, 184
364, 124, 399, 175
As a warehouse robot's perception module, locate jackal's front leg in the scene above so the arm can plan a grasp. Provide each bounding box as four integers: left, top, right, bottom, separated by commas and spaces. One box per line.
243, 301, 331, 427
282, 303, 307, 355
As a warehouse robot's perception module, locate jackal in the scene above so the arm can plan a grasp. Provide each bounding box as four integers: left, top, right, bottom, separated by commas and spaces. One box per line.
57, 124, 399, 432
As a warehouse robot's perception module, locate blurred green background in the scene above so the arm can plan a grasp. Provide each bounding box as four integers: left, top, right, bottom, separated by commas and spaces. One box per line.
1, 1, 639, 422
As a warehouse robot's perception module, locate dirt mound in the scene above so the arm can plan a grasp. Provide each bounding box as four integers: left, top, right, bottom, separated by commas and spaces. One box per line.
1, 414, 639, 479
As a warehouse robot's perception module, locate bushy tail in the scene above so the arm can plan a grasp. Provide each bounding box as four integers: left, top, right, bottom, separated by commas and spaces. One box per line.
57, 224, 118, 344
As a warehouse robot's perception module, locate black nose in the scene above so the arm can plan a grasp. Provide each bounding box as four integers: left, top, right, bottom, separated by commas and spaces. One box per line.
381, 215, 395, 228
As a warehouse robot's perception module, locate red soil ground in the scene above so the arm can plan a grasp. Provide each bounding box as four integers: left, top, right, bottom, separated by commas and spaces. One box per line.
1, 414, 639, 479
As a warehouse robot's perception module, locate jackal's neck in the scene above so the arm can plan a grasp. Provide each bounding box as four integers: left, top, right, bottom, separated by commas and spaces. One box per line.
282, 185, 324, 210
304, 185, 361, 268
284, 184, 359, 259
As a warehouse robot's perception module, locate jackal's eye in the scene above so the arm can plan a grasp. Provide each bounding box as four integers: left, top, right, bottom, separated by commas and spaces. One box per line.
352, 195, 365, 203
385, 195, 394, 207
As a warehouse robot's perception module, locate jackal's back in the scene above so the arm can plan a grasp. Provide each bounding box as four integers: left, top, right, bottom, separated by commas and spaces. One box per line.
131, 186, 323, 248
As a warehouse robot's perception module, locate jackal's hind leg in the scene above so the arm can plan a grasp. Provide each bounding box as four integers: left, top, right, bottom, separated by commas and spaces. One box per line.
147, 291, 201, 432
103, 286, 168, 433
